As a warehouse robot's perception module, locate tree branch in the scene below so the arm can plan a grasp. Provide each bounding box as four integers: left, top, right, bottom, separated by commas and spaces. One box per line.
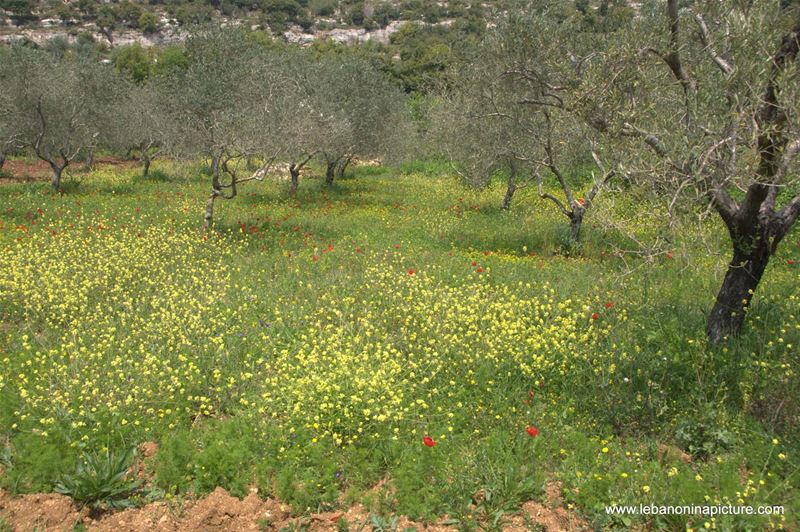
757, 20, 800, 180
536, 170, 571, 217
693, 12, 734, 76
709, 188, 739, 229
620, 122, 669, 158
777, 193, 800, 235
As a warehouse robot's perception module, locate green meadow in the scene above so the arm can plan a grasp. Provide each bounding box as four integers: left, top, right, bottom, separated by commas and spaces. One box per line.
0, 160, 798, 529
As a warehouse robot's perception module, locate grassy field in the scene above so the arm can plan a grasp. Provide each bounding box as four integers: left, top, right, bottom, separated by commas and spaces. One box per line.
0, 160, 798, 530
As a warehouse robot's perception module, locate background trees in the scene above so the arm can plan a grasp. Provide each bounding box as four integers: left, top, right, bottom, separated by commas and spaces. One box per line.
432, 9, 614, 234
0, 23, 411, 221
1, 46, 115, 189
105, 79, 176, 178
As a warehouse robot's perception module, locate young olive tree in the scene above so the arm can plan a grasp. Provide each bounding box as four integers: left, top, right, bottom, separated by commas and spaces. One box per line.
1, 47, 112, 190
272, 49, 326, 195
433, 10, 614, 230
312, 54, 411, 186
431, 48, 536, 211
163, 28, 285, 228
589, 0, 800, 342
105, 79, 176, 178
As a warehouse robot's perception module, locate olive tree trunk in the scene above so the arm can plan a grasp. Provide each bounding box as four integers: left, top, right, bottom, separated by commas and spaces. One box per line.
290, 164, 300, 195
707, 238, 770, 343
83, 149, 94, 171
569, 210, 584, 241
501, 171, 517, 210
49, 162, 66, 191
142, 153, 151, 178
337, 156, 352, 179
203, 154, 221, 229
325, 160, 336, 186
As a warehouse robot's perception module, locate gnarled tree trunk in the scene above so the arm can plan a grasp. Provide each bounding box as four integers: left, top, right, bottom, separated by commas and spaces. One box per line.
501, 170, 517, 210
325, 160, 336, 186
289, 164, 300, 195
142, 153, 151, 177
203, 154, 222, 229
707, 236, 770, 343
49, 162, 65, 191
569, 210, 584, 241
337, 156, 352, 179
84, 149, 94, 171
203, 190, 218, 230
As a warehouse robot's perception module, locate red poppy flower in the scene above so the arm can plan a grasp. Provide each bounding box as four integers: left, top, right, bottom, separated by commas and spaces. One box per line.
591, 313, 600, 320
666, 251, 674, 260
408, 268, 416, 275
394, 244, 401, 249
423, 436, 437, 447
471, 261, 477, 267
526, 427, 539, 437
605, 301, 615, 309
313, 255, 319, 262
476, 267, 483, 273
577, 198, 586, 206
355, 247, 361, 253
788, 259, 796, 265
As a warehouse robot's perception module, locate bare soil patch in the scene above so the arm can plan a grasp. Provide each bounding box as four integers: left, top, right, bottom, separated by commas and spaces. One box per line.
0, 481, 589, 531
0, 157, 139, 185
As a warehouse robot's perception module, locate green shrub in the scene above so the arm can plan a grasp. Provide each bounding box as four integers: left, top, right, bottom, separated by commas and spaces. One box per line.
154, 429, 194, 494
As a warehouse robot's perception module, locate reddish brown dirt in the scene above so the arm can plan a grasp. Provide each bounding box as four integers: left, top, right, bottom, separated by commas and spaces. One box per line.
1, 159, 54, 182
0, 156, 139, 184
657, 443, 692, 464
0, 445, 587, 531
0, 482, 589, 531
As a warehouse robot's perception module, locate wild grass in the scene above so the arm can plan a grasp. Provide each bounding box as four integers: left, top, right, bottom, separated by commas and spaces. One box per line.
0, 160, 798, 528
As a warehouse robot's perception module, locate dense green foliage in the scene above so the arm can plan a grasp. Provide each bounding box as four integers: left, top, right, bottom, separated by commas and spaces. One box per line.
0, 0, 638, 92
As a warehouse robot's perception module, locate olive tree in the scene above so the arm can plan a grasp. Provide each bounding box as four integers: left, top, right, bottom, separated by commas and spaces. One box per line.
270, 49, 328, 195
312, 54, 411, 186
105, 79, 176, 177
588, 0, 800, 342
431, 48, 535, 211
163, 28, 286, 228
433, 10, 614, 231
0, 46, 113, 190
